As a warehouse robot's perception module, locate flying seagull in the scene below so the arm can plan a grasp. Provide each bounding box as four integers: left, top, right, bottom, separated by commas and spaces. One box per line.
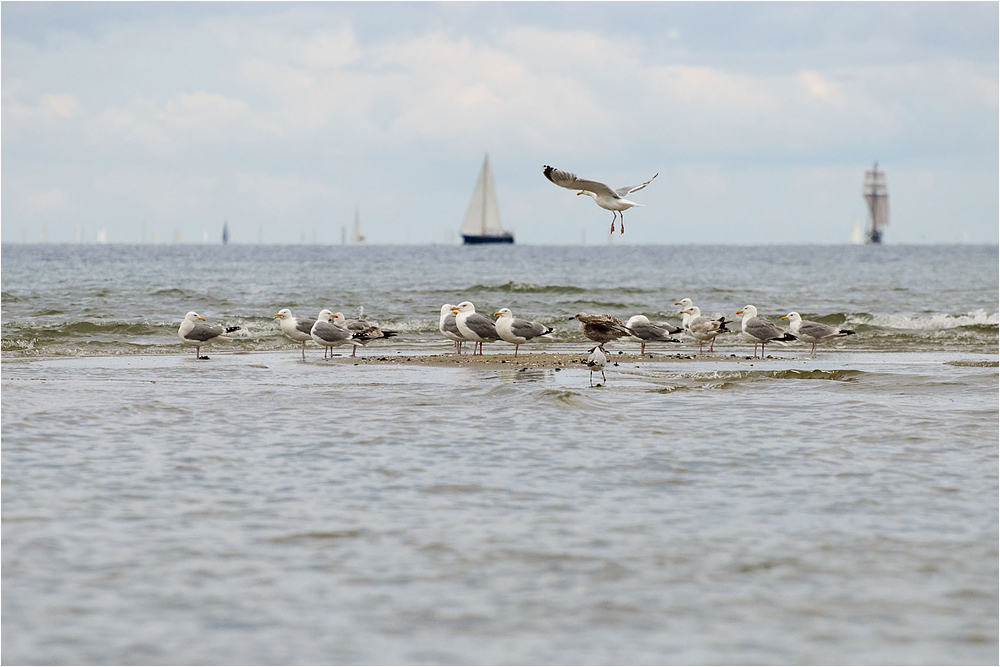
781, 312, 855, 354
542, 165, 658, 234
178, 311, 239, 359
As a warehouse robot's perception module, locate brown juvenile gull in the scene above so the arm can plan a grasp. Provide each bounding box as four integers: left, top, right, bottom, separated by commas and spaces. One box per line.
493, 307, 555, 357
737, 305, 796, 358
587, 345, 609, 386
178, 311, 239, 360
781, 312, 855, 355
624, 315, 682, 354
274, 308, 316, 360
452, 301, 500, 356
439, 303, 468, 354
542, 165, 658, 234
679, 305, 730, 354
330, 312, 397, 357
570, 312, 632, 347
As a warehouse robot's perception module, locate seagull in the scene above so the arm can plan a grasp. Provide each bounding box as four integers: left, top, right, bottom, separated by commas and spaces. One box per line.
274, 308, 316, 360
330, 312, 397, 357
736, 305, 796, 358
587, 345, 608, 386
493, 308, 554, 357
624, 315, 682, 355
570, 312, 632, 347
674, 298, 695, 331
310, 309, 357, 359
452, 301, 500, 356
542, 165, 658, 234
178, 311, 239, 359
781, 312, 855, 354
679, 305, 730, 354
439, 303, 467, 354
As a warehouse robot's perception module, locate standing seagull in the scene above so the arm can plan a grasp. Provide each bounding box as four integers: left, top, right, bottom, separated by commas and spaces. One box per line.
310, 309, 357, 359
736, 305, 796, 358
625, 315, 682, 354
274, 308, 316, 360
679, 305, 730, 354
330, 312, 397, 357
782, 312, 855, 355
493, 308, 554, 357
452, 302, 500, 356
570, 312, 632, 348
587, 345, 609, 386
542, 165, 658, 234
178, 311, 239, 359
439, 303, 467, 354
674, 298, 695, 331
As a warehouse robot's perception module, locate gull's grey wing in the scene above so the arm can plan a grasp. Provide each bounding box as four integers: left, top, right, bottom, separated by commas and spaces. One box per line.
615, 173, 658, 197
511, 318, 550, 340
542, 166, 617, 198
295, 318, 317, 336
312, 321, 352, 344
630, 321, 678, 342
465, 313, 500, 340
185, 322, 225, 342
799, 320, 839, 340
746, 316, 787, 341
443, 313, 462, 336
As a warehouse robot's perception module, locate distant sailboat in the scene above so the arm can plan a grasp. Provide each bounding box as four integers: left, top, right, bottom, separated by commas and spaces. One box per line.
460, 155, 514, 245
863, 161, 889, 244
222, 221, 229, 245
352, 209, 365, 245
850, 218, 863, 245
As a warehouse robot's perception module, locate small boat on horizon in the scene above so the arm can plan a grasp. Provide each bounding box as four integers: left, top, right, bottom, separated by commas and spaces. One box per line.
460, 155, 514, 245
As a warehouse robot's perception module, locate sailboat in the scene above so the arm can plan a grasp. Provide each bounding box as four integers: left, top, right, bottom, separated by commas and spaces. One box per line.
862, 161, 889, 244
460, 155, 514, 245
352, 208, 364, 245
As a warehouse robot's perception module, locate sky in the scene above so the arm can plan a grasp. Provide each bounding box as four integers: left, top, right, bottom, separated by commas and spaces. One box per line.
2, 1, 997, 245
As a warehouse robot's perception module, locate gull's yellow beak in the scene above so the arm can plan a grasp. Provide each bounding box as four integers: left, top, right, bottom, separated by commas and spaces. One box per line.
494, 312, 501, 317
273, 313, 282, 319
576, 191, 585, 196
736, 310, 743, 315
198, 317, 207, 321
780, 316, 787, 320
450, 306, 459, 313
674, 301, 682, 306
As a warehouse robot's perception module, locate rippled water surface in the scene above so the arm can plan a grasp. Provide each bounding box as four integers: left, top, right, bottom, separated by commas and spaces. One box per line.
2, 244, 998, 664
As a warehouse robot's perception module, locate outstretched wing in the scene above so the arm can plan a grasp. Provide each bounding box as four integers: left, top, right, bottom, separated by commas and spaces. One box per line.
615, 173, 658, 197
542, 165, 617, 198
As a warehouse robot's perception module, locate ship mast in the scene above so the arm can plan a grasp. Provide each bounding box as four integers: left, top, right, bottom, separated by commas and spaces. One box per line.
862, 161, 889, 244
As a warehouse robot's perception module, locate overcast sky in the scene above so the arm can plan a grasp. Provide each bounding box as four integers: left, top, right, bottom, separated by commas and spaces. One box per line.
3, 2, 997, 245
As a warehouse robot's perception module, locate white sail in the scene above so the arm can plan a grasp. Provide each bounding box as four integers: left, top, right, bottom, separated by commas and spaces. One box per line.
460, 155, 504, 236
352, 208, 364, 245
850, 219, 863, 245
863, 162, 889, 243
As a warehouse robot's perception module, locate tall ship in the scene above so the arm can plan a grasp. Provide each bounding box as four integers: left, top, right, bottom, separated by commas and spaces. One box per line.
460, 155, 514, 245
862, 161, 889, 244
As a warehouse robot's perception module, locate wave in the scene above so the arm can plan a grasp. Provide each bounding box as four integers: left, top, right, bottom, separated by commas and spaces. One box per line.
848, 309, 998, 331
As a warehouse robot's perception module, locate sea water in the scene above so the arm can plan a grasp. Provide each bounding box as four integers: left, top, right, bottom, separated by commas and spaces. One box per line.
2, 244, 997, 664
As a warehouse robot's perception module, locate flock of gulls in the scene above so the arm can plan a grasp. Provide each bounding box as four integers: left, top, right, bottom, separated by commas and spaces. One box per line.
178, 299, 856, 385
177, 163, 856, 384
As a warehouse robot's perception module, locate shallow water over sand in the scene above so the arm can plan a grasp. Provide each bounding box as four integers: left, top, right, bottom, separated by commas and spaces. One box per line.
3, 347, 997, 664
